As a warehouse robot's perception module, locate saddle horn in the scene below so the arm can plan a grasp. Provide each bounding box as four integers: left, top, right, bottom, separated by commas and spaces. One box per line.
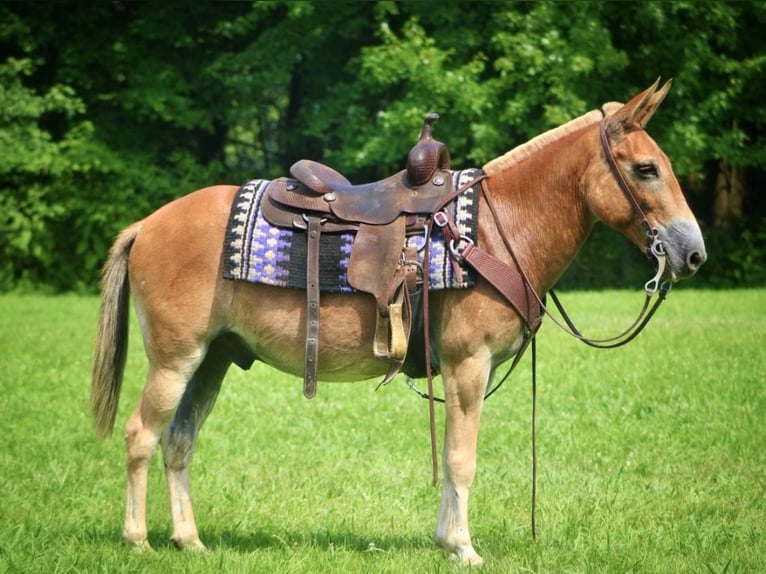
407, 112, 451, 187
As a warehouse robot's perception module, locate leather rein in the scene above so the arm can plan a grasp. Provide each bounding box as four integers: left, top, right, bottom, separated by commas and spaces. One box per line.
487, 118, 672, 350
412, 117, 671, 538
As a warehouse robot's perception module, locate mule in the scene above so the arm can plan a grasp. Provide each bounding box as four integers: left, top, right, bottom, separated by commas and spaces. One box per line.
91, 79, 706, 566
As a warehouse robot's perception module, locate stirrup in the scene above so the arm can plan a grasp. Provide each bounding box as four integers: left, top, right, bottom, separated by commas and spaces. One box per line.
372, 300, 408, 362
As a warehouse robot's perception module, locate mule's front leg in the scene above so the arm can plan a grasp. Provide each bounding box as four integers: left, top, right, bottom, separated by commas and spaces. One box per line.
435, 357, 490, 567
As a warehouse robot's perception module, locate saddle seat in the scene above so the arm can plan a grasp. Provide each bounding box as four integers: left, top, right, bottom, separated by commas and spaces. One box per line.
283, 160, 451, 225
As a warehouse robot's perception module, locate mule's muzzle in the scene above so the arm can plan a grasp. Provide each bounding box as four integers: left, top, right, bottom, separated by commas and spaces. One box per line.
658, 219, 707, 281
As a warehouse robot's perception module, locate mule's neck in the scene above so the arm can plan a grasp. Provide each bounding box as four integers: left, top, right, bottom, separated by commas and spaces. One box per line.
480, 124, 599, 295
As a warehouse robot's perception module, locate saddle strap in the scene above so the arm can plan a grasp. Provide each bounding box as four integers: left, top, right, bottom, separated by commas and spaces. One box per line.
303, 216, 322, 398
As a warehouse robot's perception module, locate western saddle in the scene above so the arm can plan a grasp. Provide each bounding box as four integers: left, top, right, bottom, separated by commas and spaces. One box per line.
261, 113, 459, 398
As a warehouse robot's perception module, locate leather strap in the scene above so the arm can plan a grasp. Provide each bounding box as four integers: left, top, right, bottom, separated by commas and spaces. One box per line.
374, 263, 415, 389
303, 216, 322, 398
462, 243, 542, 332
420, 173, 488, 485
600, 119, 649, 228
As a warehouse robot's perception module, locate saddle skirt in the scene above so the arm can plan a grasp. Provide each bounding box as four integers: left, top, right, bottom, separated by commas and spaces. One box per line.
222, 169, 482, 293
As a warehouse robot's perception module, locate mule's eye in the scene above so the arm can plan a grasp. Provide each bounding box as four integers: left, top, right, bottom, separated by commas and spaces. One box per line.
634, 161, 659, 179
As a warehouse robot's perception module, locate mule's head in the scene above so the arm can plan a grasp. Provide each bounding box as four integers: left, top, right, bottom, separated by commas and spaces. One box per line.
585, 79, 707, 281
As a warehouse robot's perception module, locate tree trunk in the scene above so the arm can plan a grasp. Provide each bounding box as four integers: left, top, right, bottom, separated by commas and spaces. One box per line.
712, 157, 744, 228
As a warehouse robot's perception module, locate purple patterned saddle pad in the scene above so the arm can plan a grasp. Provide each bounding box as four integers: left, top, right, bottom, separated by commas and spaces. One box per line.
222, 168, 482, 292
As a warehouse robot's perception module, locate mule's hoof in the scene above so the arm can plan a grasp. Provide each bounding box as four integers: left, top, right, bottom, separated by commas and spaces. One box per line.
171, 537, 209, 553
436, 536, 484, 567
448, 547, 484, 567
125, 539, 154, 553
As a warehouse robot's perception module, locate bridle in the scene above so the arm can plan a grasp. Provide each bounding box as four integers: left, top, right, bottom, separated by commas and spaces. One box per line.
544, 118, 671, 349
599, 117, 669, 294
452, 117, 672, 354
411, 117, 672, 395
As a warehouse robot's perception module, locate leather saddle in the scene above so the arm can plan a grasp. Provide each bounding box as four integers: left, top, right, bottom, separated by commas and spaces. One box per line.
261, 113, 453, 398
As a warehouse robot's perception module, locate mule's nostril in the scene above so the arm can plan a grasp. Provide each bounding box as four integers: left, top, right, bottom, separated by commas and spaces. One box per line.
687, 250, 705, 271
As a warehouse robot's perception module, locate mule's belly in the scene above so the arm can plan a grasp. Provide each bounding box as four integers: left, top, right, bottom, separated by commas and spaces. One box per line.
227, 282, 393, 382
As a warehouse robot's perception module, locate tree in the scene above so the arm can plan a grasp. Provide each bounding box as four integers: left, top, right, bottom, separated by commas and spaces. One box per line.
0, 2, 250, 289
0, 0, 764, 290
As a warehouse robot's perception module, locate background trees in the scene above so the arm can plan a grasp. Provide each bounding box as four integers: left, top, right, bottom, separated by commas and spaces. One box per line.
1, 0, 764, 291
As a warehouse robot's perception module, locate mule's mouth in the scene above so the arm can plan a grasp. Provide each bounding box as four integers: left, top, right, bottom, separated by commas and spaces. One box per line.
656, 219, 707, 282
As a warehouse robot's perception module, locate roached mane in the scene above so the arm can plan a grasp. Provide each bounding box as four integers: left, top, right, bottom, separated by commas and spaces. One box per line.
483, 108, 612, 176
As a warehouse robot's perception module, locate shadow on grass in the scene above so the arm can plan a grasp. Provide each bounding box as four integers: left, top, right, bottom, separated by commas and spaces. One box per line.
80, 521, 435, 556
205, 527, 435, 554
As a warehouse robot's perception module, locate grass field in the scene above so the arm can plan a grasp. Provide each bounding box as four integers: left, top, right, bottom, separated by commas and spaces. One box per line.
0, 289, 764, 573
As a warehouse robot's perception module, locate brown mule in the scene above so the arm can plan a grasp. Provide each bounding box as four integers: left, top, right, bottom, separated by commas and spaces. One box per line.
91, 79, 706, 566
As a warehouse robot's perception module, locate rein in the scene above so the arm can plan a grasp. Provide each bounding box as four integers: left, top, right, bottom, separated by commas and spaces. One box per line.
412, 116, 672, 539
544, 119, 671, 347
479, 118, 671, 349
420, 174, 490, 485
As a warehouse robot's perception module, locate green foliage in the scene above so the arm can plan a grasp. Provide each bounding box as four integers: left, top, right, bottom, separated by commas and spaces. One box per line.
0, 55, 98, 289
0, 1, 764, 291
1, 291, 764, 571
0, 3, 241, 290
609, 1, 766, 180
699, 223, 766, 287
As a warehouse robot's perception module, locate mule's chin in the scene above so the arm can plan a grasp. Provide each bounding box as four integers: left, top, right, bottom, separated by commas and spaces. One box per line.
664, 268, 679, 283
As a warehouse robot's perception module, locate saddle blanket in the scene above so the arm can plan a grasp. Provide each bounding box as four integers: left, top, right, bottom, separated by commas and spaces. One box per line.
222, 168, 482, 292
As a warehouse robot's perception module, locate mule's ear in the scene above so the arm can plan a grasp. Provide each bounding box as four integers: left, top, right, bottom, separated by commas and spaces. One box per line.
606, 78, 670, 138
635, 78, 672, 127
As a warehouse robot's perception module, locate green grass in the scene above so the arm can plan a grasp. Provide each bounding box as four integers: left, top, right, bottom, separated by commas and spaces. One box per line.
0, 289, 764, 573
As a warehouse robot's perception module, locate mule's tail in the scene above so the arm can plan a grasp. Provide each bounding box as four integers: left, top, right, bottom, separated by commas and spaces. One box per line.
91, 222, 141, 439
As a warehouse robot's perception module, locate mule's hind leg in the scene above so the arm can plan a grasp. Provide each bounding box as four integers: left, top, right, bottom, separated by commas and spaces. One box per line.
161, 341, 231, 551
123, 360, 201, 550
